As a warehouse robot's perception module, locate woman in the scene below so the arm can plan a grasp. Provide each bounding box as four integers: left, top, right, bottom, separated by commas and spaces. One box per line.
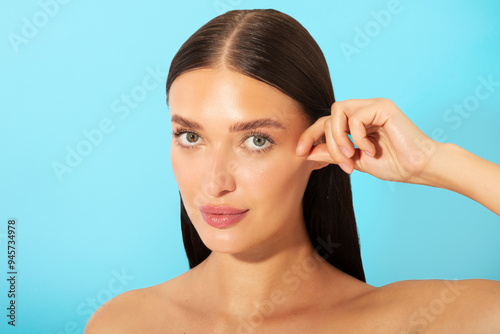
85, 9, 500, 333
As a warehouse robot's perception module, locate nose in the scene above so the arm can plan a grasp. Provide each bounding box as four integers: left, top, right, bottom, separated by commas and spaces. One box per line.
201, 149, 237, 199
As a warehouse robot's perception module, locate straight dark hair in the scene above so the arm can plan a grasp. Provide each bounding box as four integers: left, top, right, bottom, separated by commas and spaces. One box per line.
166, 9, 365, 282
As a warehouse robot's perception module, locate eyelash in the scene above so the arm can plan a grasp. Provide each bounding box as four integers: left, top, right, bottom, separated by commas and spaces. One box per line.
172, 128, 275, 153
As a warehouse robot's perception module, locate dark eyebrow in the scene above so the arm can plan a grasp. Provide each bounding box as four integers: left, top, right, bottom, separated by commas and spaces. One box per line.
171, 114, 286, 132
229, 118, 285, 132
171, 114, 203, 130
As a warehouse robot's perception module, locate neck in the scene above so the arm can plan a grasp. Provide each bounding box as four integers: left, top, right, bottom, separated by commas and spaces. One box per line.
192, 223, 338, 321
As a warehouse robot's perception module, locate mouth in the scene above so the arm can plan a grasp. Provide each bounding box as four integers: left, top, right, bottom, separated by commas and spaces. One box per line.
199, 205, 249, 228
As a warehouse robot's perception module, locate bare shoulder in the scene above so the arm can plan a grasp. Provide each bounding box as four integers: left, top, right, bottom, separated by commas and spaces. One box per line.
84, 275, 186, 334
365, 278, 500, 333
84, 288, 141, 334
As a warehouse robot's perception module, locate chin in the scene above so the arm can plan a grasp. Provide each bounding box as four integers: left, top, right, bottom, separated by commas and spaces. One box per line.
188, 211, 256, 254
198, 230, 252, 255
189, 210, 275, 257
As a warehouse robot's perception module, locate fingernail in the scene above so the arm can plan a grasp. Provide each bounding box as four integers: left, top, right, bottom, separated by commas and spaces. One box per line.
340, 146, 350, 158
363, 150, 374, 157
338, 163, 352, 174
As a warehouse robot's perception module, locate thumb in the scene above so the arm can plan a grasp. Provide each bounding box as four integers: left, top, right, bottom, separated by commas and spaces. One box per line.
305, 143, 335, 164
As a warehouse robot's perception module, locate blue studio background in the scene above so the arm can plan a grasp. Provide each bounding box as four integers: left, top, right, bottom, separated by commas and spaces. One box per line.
1, 0, 499, 332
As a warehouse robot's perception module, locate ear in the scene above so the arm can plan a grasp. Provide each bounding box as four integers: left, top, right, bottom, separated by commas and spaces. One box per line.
312, 161, 330, 171
306, 143, 334, 170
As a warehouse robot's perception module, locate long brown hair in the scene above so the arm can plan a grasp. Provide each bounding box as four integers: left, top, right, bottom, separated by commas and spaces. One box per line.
166, 9, 365, 282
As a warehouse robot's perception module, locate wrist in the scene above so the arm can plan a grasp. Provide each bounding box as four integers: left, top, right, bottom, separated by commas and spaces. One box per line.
412, 142, 458, 189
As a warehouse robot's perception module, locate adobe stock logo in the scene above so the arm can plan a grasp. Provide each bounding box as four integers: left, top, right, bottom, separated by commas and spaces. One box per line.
237, 237, 340, 334
387, 74, 499, 193
8, 0, 72, 54
340, 0, 403, 63
434, 74, 500, 142
48, 268, 135, 334
51, 65, 167, 182
400, 280, 467, 334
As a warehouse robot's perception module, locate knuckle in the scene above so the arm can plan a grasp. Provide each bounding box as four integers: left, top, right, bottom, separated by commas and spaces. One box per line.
347, 116, 358, 127
348, 118, 363, 135
330, 102, 342, 114
380, 97, 394, 108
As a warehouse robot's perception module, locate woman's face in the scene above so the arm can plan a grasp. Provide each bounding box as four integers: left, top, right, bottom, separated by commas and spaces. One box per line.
169, 68, 323, 255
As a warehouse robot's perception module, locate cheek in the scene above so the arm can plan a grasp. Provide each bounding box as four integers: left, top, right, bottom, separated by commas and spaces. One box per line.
170, 150, 184, 187
170, 149, 200, 202
238, 152, 310, 208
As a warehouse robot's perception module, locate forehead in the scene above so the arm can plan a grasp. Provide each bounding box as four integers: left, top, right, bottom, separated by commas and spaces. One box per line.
168, 68, 306, 126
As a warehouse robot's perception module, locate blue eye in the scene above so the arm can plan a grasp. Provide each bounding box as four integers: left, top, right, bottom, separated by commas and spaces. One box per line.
242, 132, 274, 152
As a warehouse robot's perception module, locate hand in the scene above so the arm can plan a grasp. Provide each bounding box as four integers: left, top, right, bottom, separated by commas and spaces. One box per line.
296, 98, 441, 184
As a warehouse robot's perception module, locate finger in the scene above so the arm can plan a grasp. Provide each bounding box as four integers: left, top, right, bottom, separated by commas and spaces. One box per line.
348, 112, 376, 157
306, 143, 335, 164
350, 149, 366, 173
333, 98, 380, 117
330, 103, 355, 158
337, 100, 385, 157
323, 117, 354, 174
296, 116, 329, 156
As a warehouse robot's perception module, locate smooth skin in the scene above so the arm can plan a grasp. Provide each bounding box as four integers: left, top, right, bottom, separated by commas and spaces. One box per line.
85, 68, 500, 334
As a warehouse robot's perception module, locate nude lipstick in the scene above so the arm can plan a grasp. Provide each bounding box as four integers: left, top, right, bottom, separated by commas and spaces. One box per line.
199, 205, 249, 228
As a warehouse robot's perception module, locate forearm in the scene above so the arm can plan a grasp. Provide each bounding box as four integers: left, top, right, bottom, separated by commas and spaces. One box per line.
419, 143, 500, 216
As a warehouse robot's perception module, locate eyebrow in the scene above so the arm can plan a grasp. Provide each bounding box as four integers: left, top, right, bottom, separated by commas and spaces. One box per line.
171, 114, 286, 132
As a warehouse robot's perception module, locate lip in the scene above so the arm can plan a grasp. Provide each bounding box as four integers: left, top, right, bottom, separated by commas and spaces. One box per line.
199, 205, 249, 228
